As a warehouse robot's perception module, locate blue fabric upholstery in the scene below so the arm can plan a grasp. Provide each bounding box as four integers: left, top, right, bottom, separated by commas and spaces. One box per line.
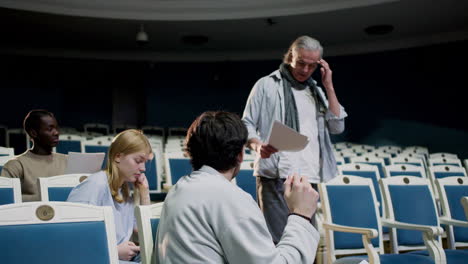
0, 188, 14, 205
1, 221, 111, 264
151, 218, 160, 242
357, 162, 386, 180
335, 254, 435, 264
56, 140, 82, 154
48, 187, 74, 201
389, 171, 423, 177
84, 146, 109, 169
432, 163, 461, 167
327, 185, 379, 249
409, 249, 468, 264
394, 162, 423, 167
444, 185, 468, 242
145, 158, 158, 190
388, 185, 438, 246
434, 172, 466, 179
169, 159, 192, 184
341, 170, 382, 214
235, 170, 256, 201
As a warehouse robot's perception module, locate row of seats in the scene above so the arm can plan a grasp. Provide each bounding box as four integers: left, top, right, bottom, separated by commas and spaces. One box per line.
0, 199, 164, 264
0, 159, 257, 205
319, 175, 468, 263
5, 174, 465, 264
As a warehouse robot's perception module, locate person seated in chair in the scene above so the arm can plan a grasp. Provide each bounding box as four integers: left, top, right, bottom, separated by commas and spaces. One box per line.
1, 109, 67, 201
68, 129, 153, 263
155, 111, 320, 263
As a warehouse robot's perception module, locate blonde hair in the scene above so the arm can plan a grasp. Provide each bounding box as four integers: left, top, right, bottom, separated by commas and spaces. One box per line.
106, 129, 152, 203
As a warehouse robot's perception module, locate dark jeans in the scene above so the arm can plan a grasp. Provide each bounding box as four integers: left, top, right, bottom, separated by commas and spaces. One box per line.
257, 176, 317, 244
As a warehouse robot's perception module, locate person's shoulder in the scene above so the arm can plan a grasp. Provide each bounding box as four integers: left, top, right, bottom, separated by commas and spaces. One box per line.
3, 151, 29, 168
86, 171, 108, 185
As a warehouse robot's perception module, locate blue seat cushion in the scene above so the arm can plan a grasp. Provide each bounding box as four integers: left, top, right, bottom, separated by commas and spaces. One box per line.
151, 218, 160, 242
335, 253, 434, 264
1, 221, 111, 264
409, 249, 468, 264
48, 187, 74, 201
389, 185, 438, 246
169, 159, 192, 184
236, 170, 256, 201
327, 185, 379, 249
444, 185, 468, 242
0, 188, 14, 205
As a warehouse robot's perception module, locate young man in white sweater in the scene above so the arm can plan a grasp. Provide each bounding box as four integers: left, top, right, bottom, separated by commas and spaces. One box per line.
154, 111, 320, 264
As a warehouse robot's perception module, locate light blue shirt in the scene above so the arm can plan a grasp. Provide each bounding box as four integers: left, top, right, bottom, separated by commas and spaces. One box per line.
67, 171, 135, 245
242, 70, 347, 182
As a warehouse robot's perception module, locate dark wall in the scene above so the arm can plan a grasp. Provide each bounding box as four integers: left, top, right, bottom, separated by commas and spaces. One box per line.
1, 40, 467, 157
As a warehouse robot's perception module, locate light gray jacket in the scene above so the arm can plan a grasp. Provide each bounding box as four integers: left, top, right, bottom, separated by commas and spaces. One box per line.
154, 166, 319, 264
242, 70, 347, 182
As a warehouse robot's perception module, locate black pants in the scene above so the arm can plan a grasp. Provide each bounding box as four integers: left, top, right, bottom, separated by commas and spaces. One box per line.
257, 177, 318, 244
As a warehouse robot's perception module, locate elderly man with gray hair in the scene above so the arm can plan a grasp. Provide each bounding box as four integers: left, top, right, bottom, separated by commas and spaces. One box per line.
242, 35, 347, 243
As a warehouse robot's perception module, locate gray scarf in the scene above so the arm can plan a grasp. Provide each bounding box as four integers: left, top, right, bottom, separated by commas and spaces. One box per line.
279, 63, 326, 132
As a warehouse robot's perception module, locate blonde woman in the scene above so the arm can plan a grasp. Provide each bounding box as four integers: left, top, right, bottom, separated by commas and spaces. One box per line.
67, 129, 153, 263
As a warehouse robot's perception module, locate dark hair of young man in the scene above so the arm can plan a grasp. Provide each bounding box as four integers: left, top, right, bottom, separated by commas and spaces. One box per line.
185, 111, 248, 172
23, 109, 55, 137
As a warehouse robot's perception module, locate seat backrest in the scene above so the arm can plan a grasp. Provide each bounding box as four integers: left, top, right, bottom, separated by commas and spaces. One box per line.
319, 175, 383, 257
0, 147, 15, 156
338, 163, 383, 216
429, 152, 458, 160
351, 144, 376, 153
0, 177, 21, 204
334, 151, 357, 164
435, 176, 468, 247
82, 138, 110, 169
391, 156, 425, 168
55, 134, 84, 154
145, 158, 161, 192
429, 157, 462, 167
235, 161, 256, 200
429, 165, 467, 180
164, 152, 192, 186
0, 201, 118, 264
350, 156, 386, 178
380, 176, 440, 251
335, 156, 345, 166
384, 164, 426, 178
376, 145, 402, 156
149, 139, 164, 190
39, 174, 90, 201
362, 152, 392, 165
402, 146, 429, 157
135, 203, 164, 264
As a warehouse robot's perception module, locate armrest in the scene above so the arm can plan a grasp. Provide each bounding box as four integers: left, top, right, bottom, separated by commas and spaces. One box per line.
381, 219, 445, 263
322, 222, 378, 238
381, 219, 443, 236
322, 222, 379, 264
439, 217, 468, 228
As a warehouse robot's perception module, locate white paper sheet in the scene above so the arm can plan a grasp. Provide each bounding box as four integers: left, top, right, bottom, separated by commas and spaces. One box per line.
267, 120, 309, 152
65, 152, 105, 174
